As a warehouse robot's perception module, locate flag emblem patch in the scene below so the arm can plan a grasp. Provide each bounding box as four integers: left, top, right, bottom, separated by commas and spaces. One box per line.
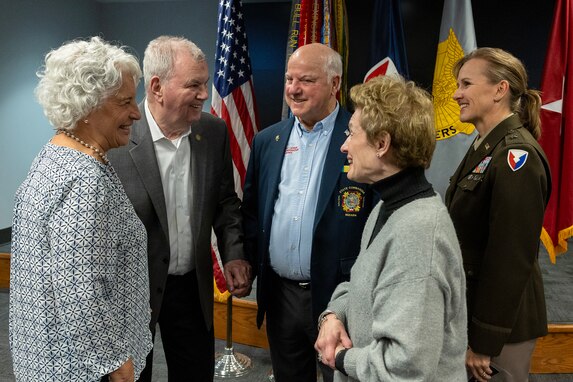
507, 149, 528, 171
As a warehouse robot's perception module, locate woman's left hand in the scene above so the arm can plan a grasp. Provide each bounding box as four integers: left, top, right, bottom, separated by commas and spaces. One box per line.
466, 347, 493, 381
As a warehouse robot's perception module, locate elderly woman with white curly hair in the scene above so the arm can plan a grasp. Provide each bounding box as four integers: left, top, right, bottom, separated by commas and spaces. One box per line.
9, 36, 152, 382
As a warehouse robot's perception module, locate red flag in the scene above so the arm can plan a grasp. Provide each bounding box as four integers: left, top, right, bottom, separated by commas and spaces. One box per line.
210, 0, 259, 293
539, 0, 573, 263
364, 58, 396, 82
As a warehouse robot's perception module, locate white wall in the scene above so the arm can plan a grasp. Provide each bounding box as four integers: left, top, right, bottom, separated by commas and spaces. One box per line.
0, 0, 101, 229
0, 0, 220, 229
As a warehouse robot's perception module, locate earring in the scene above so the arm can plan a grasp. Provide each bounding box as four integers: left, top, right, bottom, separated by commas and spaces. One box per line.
83, 119, 89, 124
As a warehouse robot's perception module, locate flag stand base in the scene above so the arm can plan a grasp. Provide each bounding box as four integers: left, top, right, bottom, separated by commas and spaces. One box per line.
214, 346, 252, 378
214, 295, 253, 378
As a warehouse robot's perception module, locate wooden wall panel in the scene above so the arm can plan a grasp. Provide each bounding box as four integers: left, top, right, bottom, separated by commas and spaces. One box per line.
0, 253, 10, 289
531, 324, 573, 373
214, 298, 269, 349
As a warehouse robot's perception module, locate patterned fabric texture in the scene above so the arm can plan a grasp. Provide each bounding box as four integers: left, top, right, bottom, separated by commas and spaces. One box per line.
10, 143, 152, 381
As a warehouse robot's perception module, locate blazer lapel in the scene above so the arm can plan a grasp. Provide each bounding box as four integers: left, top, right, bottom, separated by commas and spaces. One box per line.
263, 120, 292, 231
189, 123, 204, 246
314, 109, 349, 228
129, 108, 169, 239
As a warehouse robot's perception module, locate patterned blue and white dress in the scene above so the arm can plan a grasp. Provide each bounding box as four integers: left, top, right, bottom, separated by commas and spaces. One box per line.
10, 143, 153, 381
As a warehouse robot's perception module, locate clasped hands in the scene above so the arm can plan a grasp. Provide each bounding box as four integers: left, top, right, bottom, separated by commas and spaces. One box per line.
223, 259, 253, 297
314, 313, 353, 369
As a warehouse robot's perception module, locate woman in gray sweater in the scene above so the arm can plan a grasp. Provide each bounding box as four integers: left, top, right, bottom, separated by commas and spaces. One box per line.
315, 75, 467, 381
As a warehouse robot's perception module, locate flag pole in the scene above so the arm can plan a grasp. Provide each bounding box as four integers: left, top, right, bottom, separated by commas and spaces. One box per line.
214, 295, 253, 378
211, 0, 258, 375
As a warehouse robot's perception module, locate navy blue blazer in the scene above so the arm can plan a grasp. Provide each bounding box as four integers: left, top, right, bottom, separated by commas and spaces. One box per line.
242, 108, 374, 327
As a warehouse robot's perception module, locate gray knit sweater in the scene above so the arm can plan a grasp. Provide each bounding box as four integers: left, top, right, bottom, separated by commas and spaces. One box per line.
327, 195, 467, 381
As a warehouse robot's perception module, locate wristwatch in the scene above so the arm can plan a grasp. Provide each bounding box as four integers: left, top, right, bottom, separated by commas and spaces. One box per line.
317, 310, 336, 330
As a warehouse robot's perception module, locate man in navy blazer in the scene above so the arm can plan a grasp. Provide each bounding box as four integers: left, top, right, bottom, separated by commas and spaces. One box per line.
242, 43, 373, 382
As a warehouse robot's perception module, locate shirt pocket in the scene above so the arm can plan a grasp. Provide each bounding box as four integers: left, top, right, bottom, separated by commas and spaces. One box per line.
457, 173, 484, 192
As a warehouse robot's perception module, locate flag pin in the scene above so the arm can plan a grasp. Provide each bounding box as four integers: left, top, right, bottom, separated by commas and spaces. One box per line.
275, 135, 280, 141
195, 134, 202, 141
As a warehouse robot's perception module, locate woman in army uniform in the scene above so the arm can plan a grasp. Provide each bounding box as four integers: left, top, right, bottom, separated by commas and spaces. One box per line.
446, 48, 551, 382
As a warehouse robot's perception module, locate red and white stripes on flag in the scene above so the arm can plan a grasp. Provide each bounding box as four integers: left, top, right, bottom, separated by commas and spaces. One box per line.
210, 0, 259, 294
211, 83, 258, 198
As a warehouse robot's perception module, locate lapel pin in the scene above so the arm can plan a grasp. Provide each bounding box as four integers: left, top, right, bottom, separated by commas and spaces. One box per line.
195, 134, 202, 141
485, 143, 490, 150
275, 135, 280, 142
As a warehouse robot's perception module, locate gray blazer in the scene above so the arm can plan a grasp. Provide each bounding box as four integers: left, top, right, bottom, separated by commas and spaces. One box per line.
107, 103, 244, 329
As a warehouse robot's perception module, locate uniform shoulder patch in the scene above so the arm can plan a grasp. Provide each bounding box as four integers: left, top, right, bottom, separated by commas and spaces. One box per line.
507, 149, 528, 171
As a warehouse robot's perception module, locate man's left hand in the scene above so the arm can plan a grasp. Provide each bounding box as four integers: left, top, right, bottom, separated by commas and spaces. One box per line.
223, 259, 252, 297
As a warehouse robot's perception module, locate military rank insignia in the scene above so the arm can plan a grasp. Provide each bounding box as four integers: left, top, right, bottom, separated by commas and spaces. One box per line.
338, 186, 365, 216
507, 149, 528, 171
473, 156, 492, 174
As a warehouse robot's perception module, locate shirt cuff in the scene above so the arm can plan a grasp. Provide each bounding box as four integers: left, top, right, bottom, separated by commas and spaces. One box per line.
335, 348, 349, 376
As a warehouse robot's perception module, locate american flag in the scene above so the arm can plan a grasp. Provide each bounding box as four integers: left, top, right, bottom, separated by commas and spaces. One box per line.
211, 0, 259, 294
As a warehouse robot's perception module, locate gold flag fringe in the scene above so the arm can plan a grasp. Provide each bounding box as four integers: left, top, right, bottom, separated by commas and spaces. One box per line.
214, 279, 231, 303
540, 225, 573, 264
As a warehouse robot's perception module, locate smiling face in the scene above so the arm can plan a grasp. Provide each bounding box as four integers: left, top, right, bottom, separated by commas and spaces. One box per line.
453, 58, 500, 129
340, 108, 383, 184
153, 50, 209, 134
284, 45, 339, 130
86, 73, 140, 151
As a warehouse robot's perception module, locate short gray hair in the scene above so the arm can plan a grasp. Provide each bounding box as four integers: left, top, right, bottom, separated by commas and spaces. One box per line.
324, 48, 343, 89
143, 36, 206, 90
35, 36, 141, 131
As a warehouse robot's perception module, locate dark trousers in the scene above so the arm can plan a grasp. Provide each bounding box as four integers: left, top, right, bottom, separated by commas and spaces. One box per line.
266, 273, 333, 382
138, 270, 215, 382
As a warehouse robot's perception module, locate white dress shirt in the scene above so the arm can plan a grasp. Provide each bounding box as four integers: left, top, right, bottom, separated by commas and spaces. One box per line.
145, 100, 194, 275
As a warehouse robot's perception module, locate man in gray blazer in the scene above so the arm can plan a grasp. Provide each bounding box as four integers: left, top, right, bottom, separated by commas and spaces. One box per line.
108, 36, 251, 382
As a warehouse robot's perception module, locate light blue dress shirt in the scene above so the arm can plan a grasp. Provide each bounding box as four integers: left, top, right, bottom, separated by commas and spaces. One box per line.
269, 105, 339, 280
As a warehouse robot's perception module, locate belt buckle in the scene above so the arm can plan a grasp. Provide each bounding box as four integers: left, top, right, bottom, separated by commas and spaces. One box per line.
298, 281, 310, 289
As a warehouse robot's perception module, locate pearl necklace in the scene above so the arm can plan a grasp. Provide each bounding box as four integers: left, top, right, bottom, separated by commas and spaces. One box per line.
59, 129, 109, 165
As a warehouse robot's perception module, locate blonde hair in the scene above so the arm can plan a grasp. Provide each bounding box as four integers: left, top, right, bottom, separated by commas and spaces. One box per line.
350, 75, 435, 169
453, 47, 541, 139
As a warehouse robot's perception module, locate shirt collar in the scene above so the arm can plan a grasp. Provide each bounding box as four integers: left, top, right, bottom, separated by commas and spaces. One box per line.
293, 103, 339, 137
145, 98, 191, 143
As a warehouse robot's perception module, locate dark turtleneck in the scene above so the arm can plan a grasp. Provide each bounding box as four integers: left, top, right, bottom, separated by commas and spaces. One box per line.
368, 167, 435, 247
